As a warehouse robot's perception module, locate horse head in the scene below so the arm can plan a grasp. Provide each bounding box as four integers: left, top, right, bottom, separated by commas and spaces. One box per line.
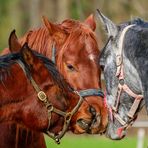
7, 31, 86, 143
42, 15, 108, 134
97, 9, 145, 140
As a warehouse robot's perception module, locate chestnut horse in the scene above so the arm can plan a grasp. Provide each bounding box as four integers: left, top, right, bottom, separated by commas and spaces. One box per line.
0, 30, 87, 147
2, 15, 108, 147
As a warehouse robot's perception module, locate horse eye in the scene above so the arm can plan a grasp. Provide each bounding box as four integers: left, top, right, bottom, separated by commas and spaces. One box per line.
100, 65, 104, 71
67, 64, 75, 71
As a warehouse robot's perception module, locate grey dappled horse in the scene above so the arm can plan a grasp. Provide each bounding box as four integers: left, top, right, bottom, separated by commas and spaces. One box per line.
97, 9, 148, 140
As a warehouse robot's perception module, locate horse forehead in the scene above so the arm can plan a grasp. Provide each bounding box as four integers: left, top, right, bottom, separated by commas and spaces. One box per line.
88, 54, 96, 62
63, 42, 98, 63
68, 38, 97, 54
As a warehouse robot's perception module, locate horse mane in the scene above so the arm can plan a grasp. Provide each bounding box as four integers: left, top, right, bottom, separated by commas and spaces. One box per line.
119, 18, 148, 29
19, 19, 98, 57
34, 52, 73, 92
57, 19, 99, 67
0, 52, 72, 92
19, 27, 50, 55
62, 19, 98, 47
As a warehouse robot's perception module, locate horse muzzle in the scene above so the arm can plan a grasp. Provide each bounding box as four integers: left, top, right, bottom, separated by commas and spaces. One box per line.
76, 106, 105, 134
105, 123, 126, 140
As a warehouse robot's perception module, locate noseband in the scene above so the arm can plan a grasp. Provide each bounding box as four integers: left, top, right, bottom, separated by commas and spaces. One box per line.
17, 60, 84, 144
51, 43, 104, 98
109, 25, 144, 129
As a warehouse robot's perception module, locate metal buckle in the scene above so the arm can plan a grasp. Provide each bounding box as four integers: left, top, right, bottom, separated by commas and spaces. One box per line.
38, 91, 47, 102
65, 112, 72, 122
116, 55, 122, 66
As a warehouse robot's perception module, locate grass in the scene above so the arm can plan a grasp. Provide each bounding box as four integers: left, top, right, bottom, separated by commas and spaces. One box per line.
45, 133, 148, 148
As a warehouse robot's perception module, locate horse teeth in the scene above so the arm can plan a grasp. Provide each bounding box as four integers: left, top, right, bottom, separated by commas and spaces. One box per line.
82, 121, 88, 126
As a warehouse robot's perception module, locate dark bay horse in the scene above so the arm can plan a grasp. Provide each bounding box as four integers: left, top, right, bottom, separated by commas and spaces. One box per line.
0, 30, 88, 147
97, 9, 148, 140
1, 15, 108, 147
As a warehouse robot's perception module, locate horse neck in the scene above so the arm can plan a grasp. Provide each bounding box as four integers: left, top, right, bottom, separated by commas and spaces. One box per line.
0, 63, 33, 123
123, 29, 148, 110
122, 29, 143, 94
0, 101, 23, 123
123, 52, 142, 94
0, 63, 34, 106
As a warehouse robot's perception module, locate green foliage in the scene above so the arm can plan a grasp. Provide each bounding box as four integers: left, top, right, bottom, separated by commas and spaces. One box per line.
0, 0, 21, 51
71, 1, 79, 19
70, 0, 95, 20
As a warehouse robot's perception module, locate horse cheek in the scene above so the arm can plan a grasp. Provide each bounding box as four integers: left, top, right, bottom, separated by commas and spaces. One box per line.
20, 99, 42, 130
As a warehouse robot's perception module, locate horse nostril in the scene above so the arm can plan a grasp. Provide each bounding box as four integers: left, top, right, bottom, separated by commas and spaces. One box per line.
89, 106, 96, 117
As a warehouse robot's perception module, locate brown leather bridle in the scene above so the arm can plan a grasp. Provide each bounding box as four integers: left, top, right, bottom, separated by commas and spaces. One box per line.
109, 25, 144, 130
17, 60, 84, 144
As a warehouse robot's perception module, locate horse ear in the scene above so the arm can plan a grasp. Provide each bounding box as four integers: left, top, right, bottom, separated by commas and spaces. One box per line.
21, 43, 35, 66
96, 9, 118, 37
42, 16, 67, 44
42, 16, 61, 35
42, 16, 54, 35
84, 14, 96, 31
9, 30, 22, 53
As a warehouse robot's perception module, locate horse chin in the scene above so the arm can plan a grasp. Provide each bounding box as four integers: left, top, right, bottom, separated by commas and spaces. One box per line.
105, 122, 126, 140
76, 117, 107, 134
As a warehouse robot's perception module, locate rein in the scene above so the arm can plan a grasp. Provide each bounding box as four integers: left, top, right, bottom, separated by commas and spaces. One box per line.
110, 24, 144, 129
16, 60, 84, 144
51, 43, 104, 99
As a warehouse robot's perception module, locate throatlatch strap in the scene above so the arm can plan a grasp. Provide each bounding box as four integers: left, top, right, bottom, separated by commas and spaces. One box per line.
79, 89, 104, 97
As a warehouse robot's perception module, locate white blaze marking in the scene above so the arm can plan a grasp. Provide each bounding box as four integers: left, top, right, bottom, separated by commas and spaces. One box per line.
88, 54, 95, 61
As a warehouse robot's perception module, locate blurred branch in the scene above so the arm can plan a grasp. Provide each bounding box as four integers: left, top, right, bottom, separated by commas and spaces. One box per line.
133, 0, 146, 17
75, 0, 84, 20
57, 0, 70, 21
29, 0, 40, 28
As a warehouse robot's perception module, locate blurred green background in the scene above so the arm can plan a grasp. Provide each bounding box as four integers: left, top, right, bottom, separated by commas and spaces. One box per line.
1, 0, 148, 50
45, 133, 148, 148
0, 0, 148, 147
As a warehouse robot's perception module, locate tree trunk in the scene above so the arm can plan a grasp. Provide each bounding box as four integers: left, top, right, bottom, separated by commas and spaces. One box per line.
29, 0, 40, 28
56, 0, 70, 22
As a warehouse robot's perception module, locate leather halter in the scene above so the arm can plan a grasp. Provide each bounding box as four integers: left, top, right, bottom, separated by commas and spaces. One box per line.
16, 60, 84, 144
51, 43, 104, 99
110, 25, 144, 129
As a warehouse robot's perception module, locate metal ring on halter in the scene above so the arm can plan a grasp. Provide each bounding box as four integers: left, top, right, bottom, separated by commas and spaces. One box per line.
65, 112, 72, 122
46, 103, 54, 112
